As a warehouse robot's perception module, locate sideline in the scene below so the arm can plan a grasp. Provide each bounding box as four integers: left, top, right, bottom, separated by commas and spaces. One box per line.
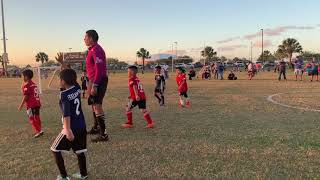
267, 93, 320, 112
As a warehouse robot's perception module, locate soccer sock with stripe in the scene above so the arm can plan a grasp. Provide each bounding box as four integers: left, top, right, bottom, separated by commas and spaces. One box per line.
143, 113, 153, 124
53, 152, 68, 178
34, 115, 42, 132
96, 114, 106, 136
126, 111, 133, 125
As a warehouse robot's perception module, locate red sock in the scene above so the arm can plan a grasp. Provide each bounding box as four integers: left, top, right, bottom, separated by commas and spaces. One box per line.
126, 111, 133, 125
143, 113, 153, 124
29, 116, 39, 133
34, 115, 42, 133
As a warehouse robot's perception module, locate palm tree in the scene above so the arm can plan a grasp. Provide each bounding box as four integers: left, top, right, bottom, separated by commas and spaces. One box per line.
201, 46, 217, 65
35, 52, 49, 64
136, 48, 150, 74
278, 38, 303, 66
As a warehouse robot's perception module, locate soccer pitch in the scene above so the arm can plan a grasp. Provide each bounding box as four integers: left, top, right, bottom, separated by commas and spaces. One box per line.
1, 71, 320, 179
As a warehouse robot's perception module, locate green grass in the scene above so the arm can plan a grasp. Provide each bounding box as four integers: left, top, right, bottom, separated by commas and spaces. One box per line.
1, 71, 320, 179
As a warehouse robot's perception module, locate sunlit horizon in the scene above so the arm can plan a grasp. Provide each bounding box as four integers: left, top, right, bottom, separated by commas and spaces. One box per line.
2, 0, 320, 66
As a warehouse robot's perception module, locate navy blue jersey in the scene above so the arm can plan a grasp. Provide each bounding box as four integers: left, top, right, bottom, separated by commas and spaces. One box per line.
59, 85, 86, 132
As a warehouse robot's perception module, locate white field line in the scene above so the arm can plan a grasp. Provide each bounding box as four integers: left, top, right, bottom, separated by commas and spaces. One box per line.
267, 93, 320, 112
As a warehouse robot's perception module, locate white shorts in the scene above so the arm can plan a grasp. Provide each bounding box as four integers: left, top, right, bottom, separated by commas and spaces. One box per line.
294, 69, 303, 75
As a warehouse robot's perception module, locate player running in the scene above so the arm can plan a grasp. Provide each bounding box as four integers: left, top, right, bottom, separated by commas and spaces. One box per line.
18, 69, 43, 138
154, 65, 166, 106
121, 65, 154, 129
176, 67, 190, 108
51, 69, 88, 180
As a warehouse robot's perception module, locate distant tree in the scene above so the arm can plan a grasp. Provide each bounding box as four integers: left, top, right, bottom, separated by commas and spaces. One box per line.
220, 56, 227, 62
41, 60, 60, 67
175, 56, 193, 64
136, 48, 150, 74
201, 46, 217, 65
232, 57, 241, 62
35, 52, 49, 64
278, 38, 303, 65
301, 51, 320, 61
258, 50, 276, 62
274, 48, 287, 61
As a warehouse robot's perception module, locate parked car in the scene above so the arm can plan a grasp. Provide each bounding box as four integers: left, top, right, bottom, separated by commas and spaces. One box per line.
225, 62, 234, 67
186, 63, 194, 68
234, 61, 245, 67
175, 63, 186, 68
193, 62, 203, 68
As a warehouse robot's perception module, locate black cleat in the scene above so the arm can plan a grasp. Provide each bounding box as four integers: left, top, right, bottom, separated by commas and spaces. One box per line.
91, 134, 109, 143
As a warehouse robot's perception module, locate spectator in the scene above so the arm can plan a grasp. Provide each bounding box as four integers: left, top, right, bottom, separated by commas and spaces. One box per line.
228, 71, 238, 80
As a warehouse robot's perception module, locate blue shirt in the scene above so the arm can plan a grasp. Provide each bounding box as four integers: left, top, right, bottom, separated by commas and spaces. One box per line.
294, 60, 303, 69
59, 85, 86, 132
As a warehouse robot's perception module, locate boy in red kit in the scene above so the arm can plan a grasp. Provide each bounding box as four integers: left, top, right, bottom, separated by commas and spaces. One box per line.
122, 65, 154, 129
18, 69, 43, 138
176, 67, 190, 108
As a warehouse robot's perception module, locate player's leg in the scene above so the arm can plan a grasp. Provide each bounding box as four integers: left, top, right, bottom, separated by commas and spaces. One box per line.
51, 133, 71, 179
33, 107, 43, 138
184, 92, 190, 107
27, 109, 39, 136
71, 130, 88, 179
91, 78, 109, 142
160, 91, 165, 106
88, 106, 99, 135
122, 101, 136, 128
179, 93, 186, 107
139, 101, 154, 128
154, 89, 161, 104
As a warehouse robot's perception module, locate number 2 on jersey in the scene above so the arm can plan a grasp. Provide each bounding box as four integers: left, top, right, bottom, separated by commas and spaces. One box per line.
74, 98, 80, 115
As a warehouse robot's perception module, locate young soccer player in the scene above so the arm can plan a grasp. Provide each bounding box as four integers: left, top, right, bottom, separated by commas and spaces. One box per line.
176, 67, 190, 108
51, 69, 88, 180
154, 65, 166, 106
121, 65, 154, 129
18, 69, 43, 138
80, 71, 89, 98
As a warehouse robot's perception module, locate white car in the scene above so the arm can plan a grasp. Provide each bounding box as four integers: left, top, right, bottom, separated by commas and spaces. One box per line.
234, 62, 245, 67
175, 63, 186, 68
186, 63, 194, 68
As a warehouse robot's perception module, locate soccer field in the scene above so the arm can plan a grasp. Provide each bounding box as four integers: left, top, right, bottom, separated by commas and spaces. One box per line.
1, 71, 320, 179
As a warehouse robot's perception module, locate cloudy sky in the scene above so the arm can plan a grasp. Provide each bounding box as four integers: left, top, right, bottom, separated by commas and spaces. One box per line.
3, 0, 320, 65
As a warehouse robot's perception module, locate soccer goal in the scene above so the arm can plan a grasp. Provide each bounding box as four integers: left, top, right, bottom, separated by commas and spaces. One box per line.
32, 66, 61, 94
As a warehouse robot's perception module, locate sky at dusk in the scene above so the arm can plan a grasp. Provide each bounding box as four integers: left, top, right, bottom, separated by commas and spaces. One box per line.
2, 0, 320, 65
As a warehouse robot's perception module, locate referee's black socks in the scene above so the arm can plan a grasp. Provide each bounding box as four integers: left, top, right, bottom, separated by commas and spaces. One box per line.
96, 114, 106, 136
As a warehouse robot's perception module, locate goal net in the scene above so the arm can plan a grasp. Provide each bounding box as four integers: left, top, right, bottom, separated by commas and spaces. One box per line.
31, 66, 61, 94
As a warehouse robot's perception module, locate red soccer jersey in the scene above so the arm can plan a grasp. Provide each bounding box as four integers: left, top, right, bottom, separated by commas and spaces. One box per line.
176, 73, 188, 92
129, 76, 146, 101
22, 80, 41, 109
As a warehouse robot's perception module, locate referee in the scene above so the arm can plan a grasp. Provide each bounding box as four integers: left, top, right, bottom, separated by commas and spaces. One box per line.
84, 30, 109, 142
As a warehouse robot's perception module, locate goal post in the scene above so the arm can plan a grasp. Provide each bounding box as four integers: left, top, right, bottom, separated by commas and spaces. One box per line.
32, 66, 61, 94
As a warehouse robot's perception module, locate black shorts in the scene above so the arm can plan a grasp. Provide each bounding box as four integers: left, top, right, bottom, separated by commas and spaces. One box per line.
154, 88, 164, 94
81, 84, 87, 91
129, 100, 146, 110
179, 92, 188, 98
88, 77, 108, 105
50, 129, 87, 154
27, 107, 40, 117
